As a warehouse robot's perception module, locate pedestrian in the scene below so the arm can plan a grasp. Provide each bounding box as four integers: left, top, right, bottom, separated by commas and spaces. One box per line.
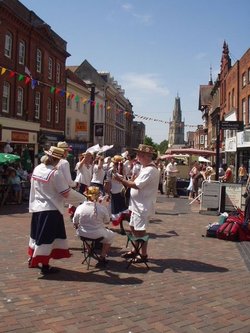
165, 157, 179, 197
73, 186, 115, 268
56, 141, 76, 188
158, 162, 165, 194
221, 164, 234, 183
90, 155, 105, 195
238, 164, 247, 184
74, 151, 93, 194
28, 146, 85, 274
104, 155, 128, 223
113, 144, 159, 263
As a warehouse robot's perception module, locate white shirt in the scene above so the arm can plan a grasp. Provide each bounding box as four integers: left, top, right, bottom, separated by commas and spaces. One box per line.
73, 201, 110, 234
57, 158, 76, 187
29, 163, 70, 215
91, 164, 105, 184
129, 164, 159, 217
106, 169, 124, 194
75, 163, 93, 186
165, 162, 178, 177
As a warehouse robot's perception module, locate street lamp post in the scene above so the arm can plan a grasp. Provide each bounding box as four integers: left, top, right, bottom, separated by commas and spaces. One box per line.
215, 114, 220, 181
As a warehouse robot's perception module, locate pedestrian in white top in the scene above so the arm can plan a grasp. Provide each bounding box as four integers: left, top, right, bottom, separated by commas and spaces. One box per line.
165, 158, 179, 197
114, 144, 159, 262
73, 186, 115, 268
56, 141, 76, 188
74, 151, 93, 194
90, 155, 105, 194
28, 146, 85, 274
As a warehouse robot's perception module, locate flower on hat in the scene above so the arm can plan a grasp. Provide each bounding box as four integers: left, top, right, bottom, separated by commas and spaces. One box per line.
44, 146, 65, 159
111, 155, 124, 163
57, 141, 72, 151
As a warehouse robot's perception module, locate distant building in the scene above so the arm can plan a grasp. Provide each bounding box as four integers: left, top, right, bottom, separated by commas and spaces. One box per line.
131, 121, 145, 148
0, 0, 70, 166
168, 95, 185, 148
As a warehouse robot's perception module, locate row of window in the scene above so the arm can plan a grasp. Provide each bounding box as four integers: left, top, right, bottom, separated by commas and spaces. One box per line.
2, 81, 60, 123
242, 69, 250, 88
4, 31, 61, 83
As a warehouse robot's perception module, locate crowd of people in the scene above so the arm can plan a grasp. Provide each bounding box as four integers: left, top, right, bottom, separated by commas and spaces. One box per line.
27, 142, 160, 274
3, 141, 247, 275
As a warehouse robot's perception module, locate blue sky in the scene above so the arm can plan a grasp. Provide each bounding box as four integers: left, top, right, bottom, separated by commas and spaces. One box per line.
19, 0, 250, 144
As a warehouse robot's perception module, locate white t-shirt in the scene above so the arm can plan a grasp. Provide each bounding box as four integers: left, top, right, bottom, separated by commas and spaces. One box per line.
106, 169, 124, 194
29, 163, 70, 215
75, 163, 93, 186
91, 164, 105, 184
165, 162, 178, 177
129, 164, 159, 218
57, 158, 76, 187
73, 201, 110, 234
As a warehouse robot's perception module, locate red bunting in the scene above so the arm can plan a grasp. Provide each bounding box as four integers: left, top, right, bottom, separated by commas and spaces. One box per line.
25, 76, 31, 85
9, 71, 15, 78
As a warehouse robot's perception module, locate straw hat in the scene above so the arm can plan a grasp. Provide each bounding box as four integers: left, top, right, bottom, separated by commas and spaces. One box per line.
111, 155, 124, 163
133, 144, 155, 155
57, 141, 72, 151
84, 186, 100, 201
44, 146, 65, 159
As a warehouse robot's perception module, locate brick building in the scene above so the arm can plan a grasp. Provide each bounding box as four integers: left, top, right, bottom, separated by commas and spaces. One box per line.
0, 0, 70, 166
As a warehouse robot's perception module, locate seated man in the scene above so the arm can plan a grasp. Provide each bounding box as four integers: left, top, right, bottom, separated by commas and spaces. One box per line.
73, 186, 115, 267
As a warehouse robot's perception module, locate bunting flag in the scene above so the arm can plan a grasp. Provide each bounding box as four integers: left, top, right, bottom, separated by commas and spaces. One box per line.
0, 64, 198, 128
1, 67, 7, 75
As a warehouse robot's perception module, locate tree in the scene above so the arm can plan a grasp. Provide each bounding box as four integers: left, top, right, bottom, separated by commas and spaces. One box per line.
144, 135, 157, 152
157, 140, 168, 155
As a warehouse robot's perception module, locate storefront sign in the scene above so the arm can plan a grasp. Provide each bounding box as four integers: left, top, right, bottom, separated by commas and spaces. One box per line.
75, 121, 87, 132
95, 123, 104, 137
11, 131, 29, 142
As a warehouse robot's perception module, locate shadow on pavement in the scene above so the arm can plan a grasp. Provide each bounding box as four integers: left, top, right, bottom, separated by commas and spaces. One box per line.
38, 266, 143, 285
148, 258, 229, 274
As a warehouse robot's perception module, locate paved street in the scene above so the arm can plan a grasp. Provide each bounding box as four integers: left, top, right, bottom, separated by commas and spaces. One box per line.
0, 195, 250, 333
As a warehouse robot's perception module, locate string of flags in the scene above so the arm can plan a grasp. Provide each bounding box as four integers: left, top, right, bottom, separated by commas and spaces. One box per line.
0, 65, 198, 128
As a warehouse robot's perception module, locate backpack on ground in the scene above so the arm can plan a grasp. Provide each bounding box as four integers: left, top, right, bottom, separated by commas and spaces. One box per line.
216, 208, 244, 241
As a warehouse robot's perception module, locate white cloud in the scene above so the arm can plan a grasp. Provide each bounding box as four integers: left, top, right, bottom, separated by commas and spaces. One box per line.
121, 3, 153, 25
121, 72, 169, 97
194, 52, 207, 60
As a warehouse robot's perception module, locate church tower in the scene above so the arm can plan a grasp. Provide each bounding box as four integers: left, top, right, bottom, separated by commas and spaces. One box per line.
168, 95, 185, 147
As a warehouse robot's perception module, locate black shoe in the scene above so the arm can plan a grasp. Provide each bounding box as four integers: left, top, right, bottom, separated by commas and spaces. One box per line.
40, 265, 59, 275
121, 251, 136, 259
95, 258, 108, 268
134, 255, 148, 263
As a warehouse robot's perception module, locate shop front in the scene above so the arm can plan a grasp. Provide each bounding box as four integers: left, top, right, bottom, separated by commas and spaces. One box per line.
0, 119, 39, 171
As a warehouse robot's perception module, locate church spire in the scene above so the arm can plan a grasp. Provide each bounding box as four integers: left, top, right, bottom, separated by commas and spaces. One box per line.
209, 65, 213, 85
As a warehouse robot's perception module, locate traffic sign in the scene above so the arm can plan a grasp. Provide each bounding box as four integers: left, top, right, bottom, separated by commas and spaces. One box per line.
219, 121, 244, 131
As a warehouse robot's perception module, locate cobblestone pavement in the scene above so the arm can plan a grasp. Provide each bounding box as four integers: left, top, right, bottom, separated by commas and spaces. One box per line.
0, 196, 250, 333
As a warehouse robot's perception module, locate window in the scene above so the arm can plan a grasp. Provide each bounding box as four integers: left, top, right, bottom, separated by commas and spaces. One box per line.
2, 81, 10, 113
67, 97, 72, 108
56, 63, 61, 83
35, 92, 41, 119
48, 57, 53, 80
66, 117, 71, 136
47, 97, 52, 122
248, 95, 250, 125
242, 98, 246, 124
17, 87, 24, 116
76, 99, 79, 112
248, 68, 250, 83
232, 88, 235, 108
200, 134, 204, 145
55, 101, 59, 123
18, 40, 25, 65
36, 49, 42, 73
4, 32, 12, 58
242, 72, 247, 88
